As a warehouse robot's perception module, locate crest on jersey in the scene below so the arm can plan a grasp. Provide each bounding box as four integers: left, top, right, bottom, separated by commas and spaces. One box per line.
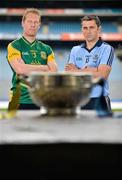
93, 54, 99, 62
41, 51, 47, 59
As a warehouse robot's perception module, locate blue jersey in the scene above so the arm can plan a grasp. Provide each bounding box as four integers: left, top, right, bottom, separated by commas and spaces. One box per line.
68, 40, 115, 98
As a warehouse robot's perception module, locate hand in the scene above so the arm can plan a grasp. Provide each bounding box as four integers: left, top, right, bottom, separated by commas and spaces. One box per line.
65, 63, 80, 72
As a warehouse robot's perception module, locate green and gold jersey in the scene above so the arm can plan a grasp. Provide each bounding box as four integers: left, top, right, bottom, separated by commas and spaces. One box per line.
7, 36, 55, 104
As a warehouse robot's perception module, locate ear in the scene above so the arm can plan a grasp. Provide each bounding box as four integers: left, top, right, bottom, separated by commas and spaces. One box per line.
21, 20, 24, 28
38, 21, 41, 29
98, 26, 102, 36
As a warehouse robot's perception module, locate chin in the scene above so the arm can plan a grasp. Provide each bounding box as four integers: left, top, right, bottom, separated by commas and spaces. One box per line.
87, 38, 94, 42
29, 34, 36, 37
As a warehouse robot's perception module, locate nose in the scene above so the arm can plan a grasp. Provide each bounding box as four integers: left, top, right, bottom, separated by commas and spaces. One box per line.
31, 22, 35, 26
87, 28, 91, 33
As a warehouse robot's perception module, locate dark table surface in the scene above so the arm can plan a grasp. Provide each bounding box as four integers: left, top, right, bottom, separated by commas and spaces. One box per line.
0, 110, 122, 144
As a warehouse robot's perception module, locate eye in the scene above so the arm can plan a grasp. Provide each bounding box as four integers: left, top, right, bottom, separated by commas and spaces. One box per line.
34, 21, 40, 25
83, 27, 87, 30
27, 20, 32, 24
90, 26, 95, 29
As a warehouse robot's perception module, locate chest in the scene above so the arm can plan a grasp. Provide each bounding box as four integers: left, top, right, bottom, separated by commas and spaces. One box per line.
75, 48, 102, 68
21, 44, 48, 65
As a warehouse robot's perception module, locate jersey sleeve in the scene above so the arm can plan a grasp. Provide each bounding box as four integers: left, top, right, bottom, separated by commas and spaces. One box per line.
68, 47, 76, 64
47, 46, 56, 63
7, 43, 21, 62
100, 45, 115, 67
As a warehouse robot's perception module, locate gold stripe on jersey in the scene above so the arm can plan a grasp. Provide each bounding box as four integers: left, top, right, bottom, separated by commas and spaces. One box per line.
9, 89, 13, 102
8, 43, 21, 62
48, 52, 55, 62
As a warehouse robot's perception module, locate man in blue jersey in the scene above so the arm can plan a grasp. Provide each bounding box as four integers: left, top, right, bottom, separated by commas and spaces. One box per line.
65, 15, 115, 112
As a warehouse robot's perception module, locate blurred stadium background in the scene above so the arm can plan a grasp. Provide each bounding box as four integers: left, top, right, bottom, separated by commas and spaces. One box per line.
0, 0, 122, 109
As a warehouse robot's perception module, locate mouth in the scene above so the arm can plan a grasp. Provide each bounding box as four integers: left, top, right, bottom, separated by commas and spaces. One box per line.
29, 29, 36, 31
87, 34, 92, 37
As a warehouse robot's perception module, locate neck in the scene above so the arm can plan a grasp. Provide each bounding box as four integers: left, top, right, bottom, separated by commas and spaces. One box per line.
23, 33, 36, 43
86, 39, 99, 50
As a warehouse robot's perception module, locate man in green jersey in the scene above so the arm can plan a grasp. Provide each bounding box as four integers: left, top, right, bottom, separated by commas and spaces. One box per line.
7, 8, 57, 110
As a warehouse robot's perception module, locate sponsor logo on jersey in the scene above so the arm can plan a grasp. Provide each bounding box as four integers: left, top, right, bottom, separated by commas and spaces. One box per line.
22, 52, 29, 56
76, 57, 82, 61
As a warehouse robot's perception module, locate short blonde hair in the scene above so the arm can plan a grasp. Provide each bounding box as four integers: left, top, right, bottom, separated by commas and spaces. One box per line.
22, 8, 41, 22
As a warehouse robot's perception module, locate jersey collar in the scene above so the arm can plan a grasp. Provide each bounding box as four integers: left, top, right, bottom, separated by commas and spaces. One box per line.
22, 36, 37, 46
81, 39, 103, 51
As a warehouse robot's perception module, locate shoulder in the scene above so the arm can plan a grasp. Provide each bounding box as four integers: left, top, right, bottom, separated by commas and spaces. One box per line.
71, 44, 82, 52
7, 38, 22, 50
101, 41, 114, 51
37, 41, 53, 52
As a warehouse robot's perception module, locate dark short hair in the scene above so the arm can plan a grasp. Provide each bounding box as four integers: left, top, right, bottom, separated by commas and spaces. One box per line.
81, 15, 101, 27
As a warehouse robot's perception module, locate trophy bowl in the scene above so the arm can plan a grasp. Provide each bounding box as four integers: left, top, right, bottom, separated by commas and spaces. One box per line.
20, 72, 97, 115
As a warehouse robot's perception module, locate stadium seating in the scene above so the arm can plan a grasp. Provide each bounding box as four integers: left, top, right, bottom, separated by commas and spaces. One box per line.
0, 21, 118, 35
